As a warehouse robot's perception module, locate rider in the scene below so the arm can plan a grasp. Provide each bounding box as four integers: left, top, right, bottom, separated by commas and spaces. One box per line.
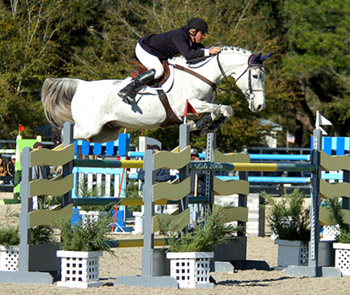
118, 18, 222, 104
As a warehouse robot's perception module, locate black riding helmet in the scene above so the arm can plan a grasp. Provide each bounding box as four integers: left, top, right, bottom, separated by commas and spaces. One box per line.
186, 18, 208, 34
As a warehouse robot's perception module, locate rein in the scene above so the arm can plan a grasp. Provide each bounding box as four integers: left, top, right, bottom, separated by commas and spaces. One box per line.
216, 54, 244, 97
172, 64, 217, 91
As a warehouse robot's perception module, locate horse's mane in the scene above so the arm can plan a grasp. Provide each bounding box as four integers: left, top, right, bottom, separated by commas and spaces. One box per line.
170, 46, 252, 66
41, 78, 79, 127
218, 46, 252, 55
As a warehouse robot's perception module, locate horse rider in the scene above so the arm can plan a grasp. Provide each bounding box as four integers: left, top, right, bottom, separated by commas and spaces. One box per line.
118, 18, 222, 104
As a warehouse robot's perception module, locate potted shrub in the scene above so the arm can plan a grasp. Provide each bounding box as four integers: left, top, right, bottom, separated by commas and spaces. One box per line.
159, 207, 238, 288
0, 208, 57, 272
263, 189, 310, 268
56, 214, 114, 289
327, 198, 350, 275
0, 223, 20, 271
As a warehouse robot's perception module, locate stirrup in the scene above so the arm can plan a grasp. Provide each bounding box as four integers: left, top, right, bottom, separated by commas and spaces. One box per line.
121, 94, 135, 105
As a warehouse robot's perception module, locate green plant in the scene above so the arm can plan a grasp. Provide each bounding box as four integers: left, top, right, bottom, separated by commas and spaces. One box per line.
0, 227, 20, 247
125, 181, 142, 212
31, 226, 57, 244
77, 179, 115, 211
57, 214, 114, 254
262, 189, 310, 244
0, 207, 20, 247
158, 207, 239, 252
326, 198, 350, 243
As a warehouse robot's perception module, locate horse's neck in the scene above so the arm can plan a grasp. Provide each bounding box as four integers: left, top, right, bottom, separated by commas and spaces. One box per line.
173, 52, 249, 84
216, 52, 249, 81
169, 51, 249, 99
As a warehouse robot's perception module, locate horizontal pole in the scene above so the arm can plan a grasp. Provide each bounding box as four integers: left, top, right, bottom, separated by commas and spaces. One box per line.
250, 154, 310, 161
128, 151, 310, 161
108, 238, 167, 248
189, 161, 316, 172
218, 176, 311, 183
74, 159, 316, 172
72, 196, 208, 207
73, 159, 143, 169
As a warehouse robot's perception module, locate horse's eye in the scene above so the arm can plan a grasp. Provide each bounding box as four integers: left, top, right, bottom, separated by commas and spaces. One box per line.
252, 74, 258, 79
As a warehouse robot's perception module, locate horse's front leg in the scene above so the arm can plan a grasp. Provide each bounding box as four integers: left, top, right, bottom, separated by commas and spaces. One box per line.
187, 100, 233, 131
187, 100, 220, 131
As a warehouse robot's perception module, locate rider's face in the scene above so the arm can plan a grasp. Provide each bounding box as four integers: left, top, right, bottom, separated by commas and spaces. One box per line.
194, 31, 205, 43
190, 30, 206, 44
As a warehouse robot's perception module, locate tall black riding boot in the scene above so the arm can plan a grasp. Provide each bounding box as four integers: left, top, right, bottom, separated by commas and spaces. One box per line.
118, 69, 156, 104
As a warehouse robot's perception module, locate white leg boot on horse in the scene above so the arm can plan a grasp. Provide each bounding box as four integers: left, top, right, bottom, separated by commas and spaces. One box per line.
118, 69, 156, 104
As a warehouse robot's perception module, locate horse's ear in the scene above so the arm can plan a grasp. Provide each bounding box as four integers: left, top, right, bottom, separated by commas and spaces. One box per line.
251, 53, 262, 64
251, 52, 273, 65
260, 53, 273, 62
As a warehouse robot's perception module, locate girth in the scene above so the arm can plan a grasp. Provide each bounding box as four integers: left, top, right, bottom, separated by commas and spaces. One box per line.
157, 90, 182, 128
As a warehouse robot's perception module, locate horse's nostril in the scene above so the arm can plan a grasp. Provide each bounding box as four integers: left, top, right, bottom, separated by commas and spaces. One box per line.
257, 105, 262, 111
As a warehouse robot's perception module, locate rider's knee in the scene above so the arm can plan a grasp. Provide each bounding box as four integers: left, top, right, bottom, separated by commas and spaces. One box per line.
153, 66, 164, 79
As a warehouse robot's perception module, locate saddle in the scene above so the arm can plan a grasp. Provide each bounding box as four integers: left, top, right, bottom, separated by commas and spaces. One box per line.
128, 60, 181, 128
129, 60, 170, 87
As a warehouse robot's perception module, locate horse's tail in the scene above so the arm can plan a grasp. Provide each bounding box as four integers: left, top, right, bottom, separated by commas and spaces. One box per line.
41, 78, 80, 127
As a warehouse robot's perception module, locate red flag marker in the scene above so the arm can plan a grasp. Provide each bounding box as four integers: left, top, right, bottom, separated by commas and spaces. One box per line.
183, 99, 198, 123
19, 124, 25, 133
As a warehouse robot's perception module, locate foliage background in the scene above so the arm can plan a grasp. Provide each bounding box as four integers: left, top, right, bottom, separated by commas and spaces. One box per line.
0, 0, 349, 151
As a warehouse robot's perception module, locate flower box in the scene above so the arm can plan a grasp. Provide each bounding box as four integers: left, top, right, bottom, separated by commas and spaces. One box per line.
333, 242, 350, 276
0, 245, 19, 271
322, 225, 340, 241
166, 252, 213, 288
57, 250, 103, 288
275, 239, 308, 268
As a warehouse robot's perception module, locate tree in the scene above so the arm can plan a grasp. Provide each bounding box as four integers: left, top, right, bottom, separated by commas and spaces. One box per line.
281, 0, 350, 139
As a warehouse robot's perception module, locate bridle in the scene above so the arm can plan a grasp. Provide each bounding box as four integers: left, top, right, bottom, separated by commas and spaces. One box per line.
216, 53, 265, 103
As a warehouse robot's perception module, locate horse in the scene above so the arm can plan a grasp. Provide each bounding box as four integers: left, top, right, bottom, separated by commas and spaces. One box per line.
41, 47, 272, 143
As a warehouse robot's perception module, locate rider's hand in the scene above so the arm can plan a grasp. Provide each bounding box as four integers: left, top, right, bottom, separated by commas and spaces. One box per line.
209, 47, 221, 55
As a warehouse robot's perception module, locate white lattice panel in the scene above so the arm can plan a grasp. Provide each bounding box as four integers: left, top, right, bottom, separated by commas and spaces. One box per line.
299, 243, 309, 266
57, 250, 103, 288
334, 243, 350, 276
322, 225, 340, 241
80, 211, 106, 228
0, 246, 19, 271
167, 252, 213, 288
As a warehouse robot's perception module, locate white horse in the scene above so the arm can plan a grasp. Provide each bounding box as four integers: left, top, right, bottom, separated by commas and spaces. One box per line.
41, 47, 272, 142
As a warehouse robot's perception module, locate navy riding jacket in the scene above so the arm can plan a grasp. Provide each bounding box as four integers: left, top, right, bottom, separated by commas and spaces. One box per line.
138, 26, 205, 60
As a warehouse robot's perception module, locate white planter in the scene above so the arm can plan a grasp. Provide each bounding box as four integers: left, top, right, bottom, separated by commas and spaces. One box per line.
132, 211, 143, 235
322, 225, 340, 241
275, 239, 308, 268
0, 245, 19, 271
79, 210, 106, 227
57, 250, 103, 288
333, 242, 350, 276
166, 252, 214, 288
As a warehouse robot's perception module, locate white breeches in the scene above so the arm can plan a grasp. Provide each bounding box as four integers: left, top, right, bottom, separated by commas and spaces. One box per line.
135, 43, 164, 79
